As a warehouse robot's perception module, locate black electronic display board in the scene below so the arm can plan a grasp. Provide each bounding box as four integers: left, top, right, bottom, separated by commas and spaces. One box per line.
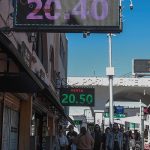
14, 0, 122, 32
133, 59, 150, 74
60, 87, 95, 106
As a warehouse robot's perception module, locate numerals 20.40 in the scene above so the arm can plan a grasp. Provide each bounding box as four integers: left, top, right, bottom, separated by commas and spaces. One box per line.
26, 0, 108, 21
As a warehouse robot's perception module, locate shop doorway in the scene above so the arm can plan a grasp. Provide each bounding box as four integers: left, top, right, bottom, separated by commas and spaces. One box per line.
2, 107, 19, 150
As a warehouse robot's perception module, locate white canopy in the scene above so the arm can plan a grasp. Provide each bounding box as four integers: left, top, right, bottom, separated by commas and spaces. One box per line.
104, 116, 149, 126
121, 116, 149, 125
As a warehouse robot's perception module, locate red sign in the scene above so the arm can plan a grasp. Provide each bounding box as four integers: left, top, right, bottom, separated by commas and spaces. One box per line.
144, 144, 150, 150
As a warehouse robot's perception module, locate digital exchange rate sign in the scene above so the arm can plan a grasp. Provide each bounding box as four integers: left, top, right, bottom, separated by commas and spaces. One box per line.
14, 0, 122, 32
60, 87, 95, 106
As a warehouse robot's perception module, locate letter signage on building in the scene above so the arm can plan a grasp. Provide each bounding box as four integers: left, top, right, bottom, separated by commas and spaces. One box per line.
14, 0, 122, 32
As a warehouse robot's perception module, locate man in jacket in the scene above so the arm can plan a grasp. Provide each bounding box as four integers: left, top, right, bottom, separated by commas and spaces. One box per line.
67, 125, 78, 150
106, 123, 123, 150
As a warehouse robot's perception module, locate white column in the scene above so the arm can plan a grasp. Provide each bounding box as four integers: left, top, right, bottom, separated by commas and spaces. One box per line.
140, 99, 142, 134
107, 34, 114, 125
140, 100, 144, 150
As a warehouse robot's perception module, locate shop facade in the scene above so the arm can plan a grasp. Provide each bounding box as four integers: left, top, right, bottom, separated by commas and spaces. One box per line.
0, 31, 70, 150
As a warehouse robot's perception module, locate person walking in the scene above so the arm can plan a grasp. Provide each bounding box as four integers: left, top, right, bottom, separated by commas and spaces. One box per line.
106, 123, 123, 150
120, 126, 129, 150
76, 126, 94, 150
58, 127, 69, 150
91, 124, 103, 150
102, 127, 111, 150
129, 131, 135, 150
67, 125, 78, 150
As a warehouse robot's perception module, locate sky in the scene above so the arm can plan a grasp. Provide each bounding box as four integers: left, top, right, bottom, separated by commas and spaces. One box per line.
66, 0, 150, 77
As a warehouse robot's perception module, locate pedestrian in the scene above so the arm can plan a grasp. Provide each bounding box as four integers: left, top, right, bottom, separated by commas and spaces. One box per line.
134, 130, 140, 142
58, 127, 69, 150
76, 126, 94, 150
120, 126, 129, 150
67, 125, 78, 150
129, 131, 135, 150
134, 130, 141, 150
102, 127, 111, 150
91, 124, 103, 150
106, 123, 123, 150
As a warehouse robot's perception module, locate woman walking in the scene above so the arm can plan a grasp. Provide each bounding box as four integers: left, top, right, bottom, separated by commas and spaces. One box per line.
58, 127, 69, 150
91, 124, 103, 150
102, 127, 111, 150
76, 126, 94, 150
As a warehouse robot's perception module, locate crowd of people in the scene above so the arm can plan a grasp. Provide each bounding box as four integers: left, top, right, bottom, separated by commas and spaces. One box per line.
54, 123, 141, 150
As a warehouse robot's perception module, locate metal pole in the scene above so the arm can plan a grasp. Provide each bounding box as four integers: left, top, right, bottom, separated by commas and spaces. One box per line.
140, 100, 144, 150
140, 99, 142, 134
141, 105, 144, 150
108, 34, 112, 67
148, 115, 150, 144
108, 33, 114, 125
109, 76, 114, 125
94, 112, 96, 124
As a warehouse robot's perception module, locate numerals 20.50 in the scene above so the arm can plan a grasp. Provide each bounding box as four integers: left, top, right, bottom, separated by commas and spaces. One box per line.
26, 0, 108, 21
61, 94, 93, 105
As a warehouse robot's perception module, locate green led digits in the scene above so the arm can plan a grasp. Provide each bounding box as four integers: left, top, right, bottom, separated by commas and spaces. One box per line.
86, 94, 93, 104
61, 94, 68, 103
60, 88, 94, 106
79, 94, 93, 104
61, 94, 76, 104
69, 94, 75, 103
80, 94, 86, 104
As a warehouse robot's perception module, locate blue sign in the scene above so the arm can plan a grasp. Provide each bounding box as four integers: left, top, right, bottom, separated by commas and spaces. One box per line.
114, 106, 124, 114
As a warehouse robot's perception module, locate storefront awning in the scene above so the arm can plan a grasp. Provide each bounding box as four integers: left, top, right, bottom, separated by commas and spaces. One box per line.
0, 32, 74, 125
39, 79, 74, 125
43, 87, 74, 125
